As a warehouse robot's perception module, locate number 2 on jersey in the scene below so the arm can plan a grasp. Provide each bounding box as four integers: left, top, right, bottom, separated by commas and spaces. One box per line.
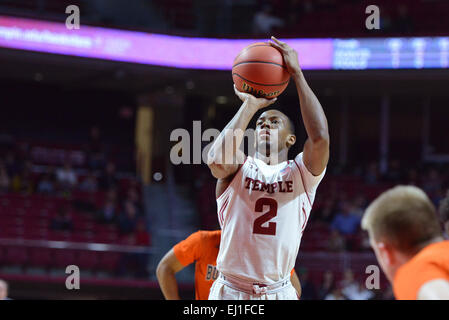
253, 197, 277, 236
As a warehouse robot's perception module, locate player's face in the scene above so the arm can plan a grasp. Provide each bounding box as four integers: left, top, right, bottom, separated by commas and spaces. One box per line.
255, 110, 294, 155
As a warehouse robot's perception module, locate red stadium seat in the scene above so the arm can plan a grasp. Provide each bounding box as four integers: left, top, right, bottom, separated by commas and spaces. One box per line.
75, 250, 99, 270
52, 250, 77, 269
97, 251, 121, 273
4, 246, 28, 266
28, 247, 53, 269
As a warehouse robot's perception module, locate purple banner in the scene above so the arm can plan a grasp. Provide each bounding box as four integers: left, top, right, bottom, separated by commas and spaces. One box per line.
0, 15, 333, 70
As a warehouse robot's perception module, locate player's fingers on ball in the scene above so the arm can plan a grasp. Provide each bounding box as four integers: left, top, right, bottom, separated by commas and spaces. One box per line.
269, 40, 282, 50
264, 97, 277, 107
233, 85, 243, 97
271, 36, 286, 47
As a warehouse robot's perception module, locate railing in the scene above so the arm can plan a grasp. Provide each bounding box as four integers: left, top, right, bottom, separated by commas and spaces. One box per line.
0, 238, 155, 254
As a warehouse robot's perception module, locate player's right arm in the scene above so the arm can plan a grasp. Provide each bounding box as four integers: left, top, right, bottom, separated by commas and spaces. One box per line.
207, 85, 276, 180
156, 248, 185, 300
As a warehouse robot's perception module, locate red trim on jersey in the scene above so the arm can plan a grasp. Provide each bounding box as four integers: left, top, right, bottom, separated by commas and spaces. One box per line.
218, 196, 229, 226
294, 159, 312, 207
301, 206, 308, 232
215, 157, 248, 200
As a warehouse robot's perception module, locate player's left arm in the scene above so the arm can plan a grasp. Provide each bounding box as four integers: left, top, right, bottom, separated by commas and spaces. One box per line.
417, 279, 449, 300
270, 36, 329, 176
290, 270, 302, 299
156, 248, 186, 300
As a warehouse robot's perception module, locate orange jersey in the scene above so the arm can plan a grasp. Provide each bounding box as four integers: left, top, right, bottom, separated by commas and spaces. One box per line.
393, 240, 449, 300
174, 230, 221, 300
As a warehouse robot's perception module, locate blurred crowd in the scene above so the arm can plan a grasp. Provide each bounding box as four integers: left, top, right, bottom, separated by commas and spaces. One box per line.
298, 267, 394, 300
0, 127, 150, 248
316, 160, 448, 250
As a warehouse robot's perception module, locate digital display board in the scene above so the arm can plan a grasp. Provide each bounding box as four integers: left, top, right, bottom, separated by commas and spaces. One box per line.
0, 15, 447, 70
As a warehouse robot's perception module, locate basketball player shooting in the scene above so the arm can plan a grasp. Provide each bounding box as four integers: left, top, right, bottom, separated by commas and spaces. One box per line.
207, 37, 330, 300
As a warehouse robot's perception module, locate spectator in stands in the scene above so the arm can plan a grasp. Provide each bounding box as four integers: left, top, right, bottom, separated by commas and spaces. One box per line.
406, 168, 420, 186
385, 160, 402, 183
79, 171, 99, 193
314, 198, 336, 224
340, 269, 359, 299
85, 126, 106, 170
97, 189, 118, 224
331, 201, 363, 251
423, 168, 442, 204
125, 187, 142, 213
252, 4, 285, 35
346, 282, 375, 300
0, 161, 10, 193
99, 161, 118, 191
351, 194, 367, 218
0, 280, 10, 300
117, 200, 139, 234
117, 219, 150, 278
324, 284, 346, 300
37, 173, 55, 194
330, 201, 361, 236
317, 271, 335, 300
4, 151, 20, 178
56, 162, 77, 191
11, 160, 34, 194
135, 219, 151, 246
364, 162, 379, 185
50, 207, 73, 231
327, 229, 346, 252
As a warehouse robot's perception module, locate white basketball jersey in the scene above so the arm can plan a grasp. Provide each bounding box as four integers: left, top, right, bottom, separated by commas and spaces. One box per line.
216, 152, 326, 284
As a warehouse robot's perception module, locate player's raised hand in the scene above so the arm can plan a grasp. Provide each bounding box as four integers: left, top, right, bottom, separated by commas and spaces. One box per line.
269, 36, 301, 76
233, 85, 277, 110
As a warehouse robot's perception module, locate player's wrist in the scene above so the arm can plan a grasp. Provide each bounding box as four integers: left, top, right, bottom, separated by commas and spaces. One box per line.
292, 69, 304, 81
243, 98, 261, 113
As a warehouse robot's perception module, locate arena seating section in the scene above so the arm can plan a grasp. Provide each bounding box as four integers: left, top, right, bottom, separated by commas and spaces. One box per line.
0, 140, 144, 277
0, 0, 447, 37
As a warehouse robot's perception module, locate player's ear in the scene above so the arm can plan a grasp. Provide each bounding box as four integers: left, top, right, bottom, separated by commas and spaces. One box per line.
286, 134, 296, 148
376, 241, 395, 266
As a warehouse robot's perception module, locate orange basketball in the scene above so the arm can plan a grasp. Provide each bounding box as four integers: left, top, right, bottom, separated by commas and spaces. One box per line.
232, 42, 290, 99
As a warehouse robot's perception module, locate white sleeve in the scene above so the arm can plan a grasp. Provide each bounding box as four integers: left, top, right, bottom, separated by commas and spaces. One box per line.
294, 152, 326, 194
417, 279, 449, 300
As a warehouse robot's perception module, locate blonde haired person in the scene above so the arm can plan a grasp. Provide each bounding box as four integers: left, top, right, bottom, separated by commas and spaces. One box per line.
362, 185, 449, 300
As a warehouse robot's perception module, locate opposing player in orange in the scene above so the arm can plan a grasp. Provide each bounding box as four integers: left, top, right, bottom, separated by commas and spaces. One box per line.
206, 36, 329, 300
362, 185, 449, 300
156, 230, 302, 300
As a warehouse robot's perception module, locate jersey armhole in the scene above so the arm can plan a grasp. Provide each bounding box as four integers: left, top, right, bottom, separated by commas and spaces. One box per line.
293, 159, 312, 207
216, 157, 248, 201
